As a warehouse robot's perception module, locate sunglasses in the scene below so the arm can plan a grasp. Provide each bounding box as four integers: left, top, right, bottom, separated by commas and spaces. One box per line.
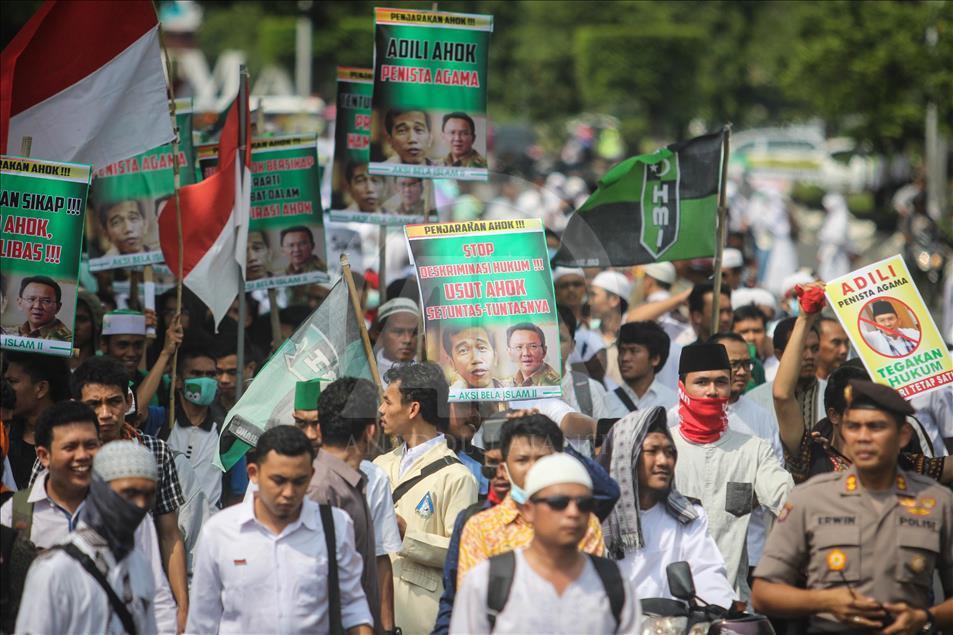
481, 462, 504, 479
530, 495, 595, 513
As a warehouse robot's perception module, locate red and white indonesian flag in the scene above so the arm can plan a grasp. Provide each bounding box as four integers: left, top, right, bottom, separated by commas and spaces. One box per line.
0, 0, 173, 167
158, 94, 251, 328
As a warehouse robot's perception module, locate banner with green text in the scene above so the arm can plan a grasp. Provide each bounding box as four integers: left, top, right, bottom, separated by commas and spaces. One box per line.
331, 66, 435, 225
825, 254, 952, 399
1, 156, 91, 357
369, 8, 493, 182
86, 99, 195, 272
406, 218, 561, 402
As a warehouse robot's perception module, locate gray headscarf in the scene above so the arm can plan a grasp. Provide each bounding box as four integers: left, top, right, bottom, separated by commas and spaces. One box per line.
598, 407, 698, 560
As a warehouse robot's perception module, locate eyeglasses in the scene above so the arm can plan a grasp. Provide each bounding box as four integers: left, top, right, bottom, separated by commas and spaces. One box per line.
21, 296, 55, 306
529, 494, 595, 513
481, 462, 503, 479
729, 360, 754, 372
509, 344, 542, 353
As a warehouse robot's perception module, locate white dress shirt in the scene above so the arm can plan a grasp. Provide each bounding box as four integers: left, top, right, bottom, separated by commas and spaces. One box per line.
0, 472, 177, 633
399, 434, 448, 478
569, 326, 606, 364
620, 502, 735, 608
451, 548, 641, 634
360, 459, 404, 556
605, 377, 678, 417
16, 525, 159, 635
187, 494, 372, 634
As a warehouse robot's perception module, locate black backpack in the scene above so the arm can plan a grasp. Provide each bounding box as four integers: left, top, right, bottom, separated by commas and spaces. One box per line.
485, 550, 625, 632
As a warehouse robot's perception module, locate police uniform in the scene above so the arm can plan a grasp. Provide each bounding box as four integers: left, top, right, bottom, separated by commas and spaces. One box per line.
755, 381, 953, 633
17, 318, 72, 341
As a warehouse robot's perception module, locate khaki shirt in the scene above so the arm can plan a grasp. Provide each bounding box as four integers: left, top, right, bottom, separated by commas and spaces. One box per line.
17, 318, 72, 341
442, 149, 487, 168
511, 363, 561, 387
755, 466, 953, 631
285, 254, 327, 276
374, 439, 477, 635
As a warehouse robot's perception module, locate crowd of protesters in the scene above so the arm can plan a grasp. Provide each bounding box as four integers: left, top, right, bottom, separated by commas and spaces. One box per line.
1, 139, 952, 634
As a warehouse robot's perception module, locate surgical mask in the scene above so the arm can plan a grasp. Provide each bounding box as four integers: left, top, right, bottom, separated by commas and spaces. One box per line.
183, 377, 218, 406
366, 289, 380, 311
503, 463, 528, 504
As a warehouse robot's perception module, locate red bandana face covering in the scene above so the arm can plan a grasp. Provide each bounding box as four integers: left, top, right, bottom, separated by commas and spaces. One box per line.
678, 381, 729, 444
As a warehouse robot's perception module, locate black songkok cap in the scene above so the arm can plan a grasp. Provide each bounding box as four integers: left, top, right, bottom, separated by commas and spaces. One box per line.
679, 343, 730, 375
844, 379, 914, 417
871, 300, 897, 317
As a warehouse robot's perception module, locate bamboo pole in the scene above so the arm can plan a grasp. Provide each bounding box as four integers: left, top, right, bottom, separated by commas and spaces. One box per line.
341, 253, 382, 393
709, 124, 732, 338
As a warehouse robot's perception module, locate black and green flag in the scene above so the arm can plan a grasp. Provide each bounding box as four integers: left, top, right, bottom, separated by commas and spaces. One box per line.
553, 130, 725, 267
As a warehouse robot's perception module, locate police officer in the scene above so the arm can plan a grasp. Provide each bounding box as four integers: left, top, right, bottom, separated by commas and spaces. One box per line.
752, 380, 953, 633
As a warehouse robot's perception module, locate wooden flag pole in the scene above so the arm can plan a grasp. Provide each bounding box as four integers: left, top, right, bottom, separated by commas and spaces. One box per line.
236, 66, 250, 403
709, 124, 733, 338
378, 227, 388, 304
156, 17, 185, 433
342, 253, 383, 393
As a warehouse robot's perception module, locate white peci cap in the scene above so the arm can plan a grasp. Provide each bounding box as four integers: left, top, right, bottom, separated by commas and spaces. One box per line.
642, 262, 676, 285
524, 453, 593, 499
591, 271, 632, 300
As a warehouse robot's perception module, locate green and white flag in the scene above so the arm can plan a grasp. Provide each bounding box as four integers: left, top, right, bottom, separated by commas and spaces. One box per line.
215, 277, 372, 471
554, 130, 725, 267
1, 156, 91, 357
369, 8, 493, 182
87, 99, 196, 271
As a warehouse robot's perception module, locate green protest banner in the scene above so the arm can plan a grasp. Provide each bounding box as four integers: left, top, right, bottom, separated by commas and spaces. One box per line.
87, 99, 196, 271
215, 277, 372, 471
1, 156, 91, 357
369, 8, 493, 182
245, 135, 329, 291
331, 66, 436, 226
406, 218, 561, 402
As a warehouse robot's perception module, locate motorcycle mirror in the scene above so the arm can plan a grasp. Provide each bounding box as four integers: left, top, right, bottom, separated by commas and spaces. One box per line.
666, 561, 696, 602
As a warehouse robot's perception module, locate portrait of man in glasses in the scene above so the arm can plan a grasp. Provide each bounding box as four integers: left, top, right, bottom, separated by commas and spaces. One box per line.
15, 275, 72, 341
506, 322, 560, 387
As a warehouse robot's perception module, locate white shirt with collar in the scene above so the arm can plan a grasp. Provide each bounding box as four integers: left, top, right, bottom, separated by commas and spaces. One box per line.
360, 459, 404, 556
0, 472, 178, 633
187, 493, 372, 634
399, 433, 447, 478
167, 420, 221, 506
15, 525, 159, 635
605, 377, 678, 417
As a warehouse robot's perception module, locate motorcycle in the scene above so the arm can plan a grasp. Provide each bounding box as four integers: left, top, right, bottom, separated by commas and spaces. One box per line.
640, 562, 775, 635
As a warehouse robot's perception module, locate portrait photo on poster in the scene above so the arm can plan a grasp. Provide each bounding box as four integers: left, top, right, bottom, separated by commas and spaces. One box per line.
858, 297, 922, 358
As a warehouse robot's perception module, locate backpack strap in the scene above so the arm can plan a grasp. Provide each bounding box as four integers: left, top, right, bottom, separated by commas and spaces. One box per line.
319, 504, 344, 635
485, 550, 516, 632
391, 456, 462, 504
588, 554, 625, 632
613, 387, 638, 413
57, 542, 137, 635
571, 371, 594, 417
11, 489, 33, 537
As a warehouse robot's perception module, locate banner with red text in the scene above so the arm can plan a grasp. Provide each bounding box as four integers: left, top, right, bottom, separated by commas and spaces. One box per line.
406, 218, 561, 401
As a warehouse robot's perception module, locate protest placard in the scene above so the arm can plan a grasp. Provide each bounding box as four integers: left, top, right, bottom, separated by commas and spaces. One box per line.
825, 254, 952, 399
1, 156, 91, 357
406, 218, 561, 402
86, 99, 195, 271
194, 135, 329, 290
245, 135, 328, 291
369, 8, 493, 182
330, 67, 436, 226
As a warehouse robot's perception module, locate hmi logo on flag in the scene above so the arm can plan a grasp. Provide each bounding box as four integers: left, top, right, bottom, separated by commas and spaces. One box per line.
640, 152, 680, 258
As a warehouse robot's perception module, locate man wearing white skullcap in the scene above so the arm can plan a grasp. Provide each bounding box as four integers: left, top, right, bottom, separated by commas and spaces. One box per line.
451, 452, 641, 634
373, 297, 421, 385
16, 440, 161, 635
